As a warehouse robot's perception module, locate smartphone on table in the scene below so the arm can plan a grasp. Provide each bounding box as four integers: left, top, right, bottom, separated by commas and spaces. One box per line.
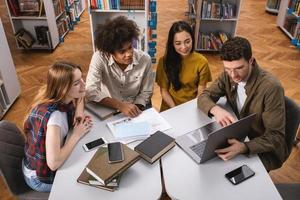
225, 165, 255, 185
82, 137, 107, 152
107, 142, 124, 163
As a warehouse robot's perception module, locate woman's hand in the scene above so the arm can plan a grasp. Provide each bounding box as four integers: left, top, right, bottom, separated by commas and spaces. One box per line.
73, 116, 93, 139
73, 97, 85, 125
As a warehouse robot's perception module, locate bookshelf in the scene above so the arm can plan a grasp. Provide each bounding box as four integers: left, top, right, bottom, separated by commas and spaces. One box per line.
4, 0, 86, 50
277, 0, 300, 49
0, 18, 21, 119
266, 0, 281, 14
192, 0, 242, 52
88, 0, 151, 55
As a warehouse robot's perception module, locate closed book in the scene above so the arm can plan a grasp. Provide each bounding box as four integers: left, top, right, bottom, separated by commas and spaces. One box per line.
85, 101, 119, 120
86, 144, 140, 185
77, 167, 119, 192
134, 131, 175, 164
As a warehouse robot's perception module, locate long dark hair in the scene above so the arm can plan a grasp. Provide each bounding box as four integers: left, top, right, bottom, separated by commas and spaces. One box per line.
164, 21, 194, 91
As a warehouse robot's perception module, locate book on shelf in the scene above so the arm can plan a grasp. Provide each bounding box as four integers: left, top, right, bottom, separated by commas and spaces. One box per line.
120, 0, 145, 10
85, 101, 119, 120
0, 79, 7, 112
77, 167, 121, 192
267, 0, 281, 9
201, 0, 236, 19
0, 85, 8, 110
53, 0, 65, 17
90, 0, 144, 10
283, 17, 298, 35
34, 26, 49, 45
66, 0, 75, 7
197, 32, 230, 50
7, 0, 20, 16
15, 28, 35, 48
85, 144, 140, 185
38, 0, 44, 17
134, 131, 175, 164
18, 0, 40, 13
7, 0, 45, 17
288, 0, 300, 15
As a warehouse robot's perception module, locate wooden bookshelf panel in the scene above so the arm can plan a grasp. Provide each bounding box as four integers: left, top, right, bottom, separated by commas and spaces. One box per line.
88, 0, 149, 53
4, 0, 86, 50
277, 0, 300, 49
193, 0, 242, 52
89, 11, 147, 51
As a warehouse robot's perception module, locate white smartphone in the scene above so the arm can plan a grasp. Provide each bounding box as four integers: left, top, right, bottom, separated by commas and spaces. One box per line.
83, 138, 107, 152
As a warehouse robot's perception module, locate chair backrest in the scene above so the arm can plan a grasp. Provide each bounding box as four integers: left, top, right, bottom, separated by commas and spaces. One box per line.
0, 120, 31, 195
285, 96, 300, 154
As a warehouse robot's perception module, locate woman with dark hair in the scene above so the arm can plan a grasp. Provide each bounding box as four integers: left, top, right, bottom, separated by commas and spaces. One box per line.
23, 62, 93, 192
156, 21, 212, 111
86, 16, 154, 118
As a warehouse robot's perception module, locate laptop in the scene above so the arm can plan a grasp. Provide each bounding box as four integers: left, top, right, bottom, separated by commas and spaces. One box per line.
85, 102, 119, 120
176, 113, 256, 164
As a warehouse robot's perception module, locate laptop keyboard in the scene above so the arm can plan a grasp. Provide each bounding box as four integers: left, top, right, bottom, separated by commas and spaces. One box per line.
190, 140, 207, 157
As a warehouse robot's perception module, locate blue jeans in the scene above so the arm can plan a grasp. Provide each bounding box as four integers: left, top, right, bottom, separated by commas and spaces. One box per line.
24, 174, 52, 192
22, 160, 53, 193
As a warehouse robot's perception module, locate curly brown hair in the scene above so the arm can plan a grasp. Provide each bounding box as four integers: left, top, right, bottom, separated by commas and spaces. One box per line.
95, 16, 140, 54
220, 36, 252, 62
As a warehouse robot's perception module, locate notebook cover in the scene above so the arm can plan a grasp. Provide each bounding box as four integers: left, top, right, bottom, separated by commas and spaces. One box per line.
86, 144, 140, 185
85, 102, 118, 120
134, 131, 175, 163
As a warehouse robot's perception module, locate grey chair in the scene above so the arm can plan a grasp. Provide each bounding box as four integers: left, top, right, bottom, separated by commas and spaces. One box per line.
275, 183, 300, 200
284, 96, 300, 155
0, 120, 49, 200
274, 97, 300, 200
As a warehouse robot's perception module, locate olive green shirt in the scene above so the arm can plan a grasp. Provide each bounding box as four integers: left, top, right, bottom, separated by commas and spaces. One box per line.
197, 60, 288, 171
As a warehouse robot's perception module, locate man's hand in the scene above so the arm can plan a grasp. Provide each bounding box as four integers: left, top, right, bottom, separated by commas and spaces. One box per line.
210, 105, 236, 127
118, 102, 142, 118
215, 139, 248, 161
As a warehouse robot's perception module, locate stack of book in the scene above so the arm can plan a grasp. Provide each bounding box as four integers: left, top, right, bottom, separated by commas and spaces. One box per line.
77, 144, 140, 191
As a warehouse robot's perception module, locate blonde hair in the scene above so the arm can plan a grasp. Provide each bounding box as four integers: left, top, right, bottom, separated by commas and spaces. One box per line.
24, 61, 82, 124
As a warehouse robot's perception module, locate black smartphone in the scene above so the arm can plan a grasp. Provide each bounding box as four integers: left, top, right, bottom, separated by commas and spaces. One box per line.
83, 138, 107, 152
107, 142, 124, 163
225, 165, 255, 185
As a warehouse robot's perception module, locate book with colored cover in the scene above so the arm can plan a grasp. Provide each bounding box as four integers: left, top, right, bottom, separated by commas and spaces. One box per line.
134, 131, 175, 164
77, 167, 121, 192
85, 144, 140, 185
85, 101, 119, 120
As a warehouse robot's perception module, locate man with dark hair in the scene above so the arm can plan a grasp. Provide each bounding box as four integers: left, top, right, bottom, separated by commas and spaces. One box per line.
197, 36, 288, 171
86, 16, 154, 118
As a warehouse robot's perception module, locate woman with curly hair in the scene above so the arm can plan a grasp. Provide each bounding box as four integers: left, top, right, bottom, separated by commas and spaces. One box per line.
86, 16, 154, 118
156, 21, 212, 111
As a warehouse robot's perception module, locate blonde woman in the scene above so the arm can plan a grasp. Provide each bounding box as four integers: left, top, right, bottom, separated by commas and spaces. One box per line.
23, 62, 92, 192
